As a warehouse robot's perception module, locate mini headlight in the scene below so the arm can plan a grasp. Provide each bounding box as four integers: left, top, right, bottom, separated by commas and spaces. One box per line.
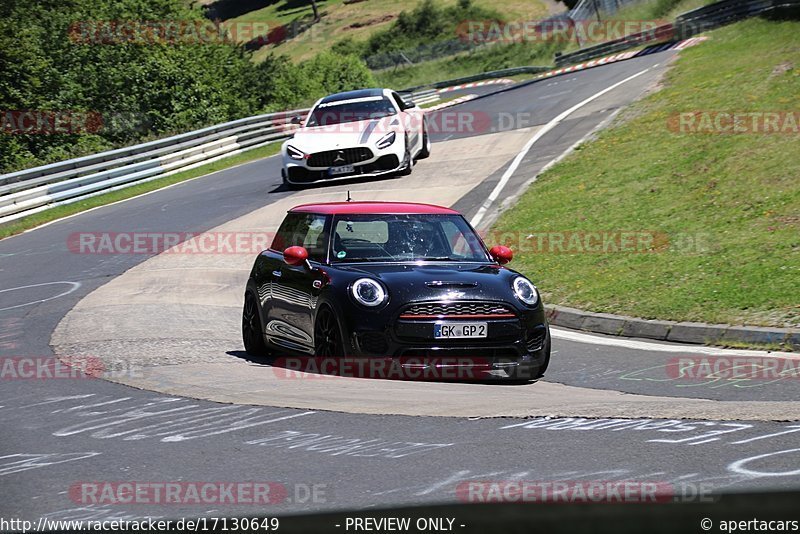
513, 276, 538, 306
351, 278, 387, 307
287, 145, 305, 160
376, 131, 396, 149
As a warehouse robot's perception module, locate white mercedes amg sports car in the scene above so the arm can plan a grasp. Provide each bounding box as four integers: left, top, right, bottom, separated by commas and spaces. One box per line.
280, 88, 430, 188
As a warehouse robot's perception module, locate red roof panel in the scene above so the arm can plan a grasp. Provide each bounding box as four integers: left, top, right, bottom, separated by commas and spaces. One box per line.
290, 201, 459, 215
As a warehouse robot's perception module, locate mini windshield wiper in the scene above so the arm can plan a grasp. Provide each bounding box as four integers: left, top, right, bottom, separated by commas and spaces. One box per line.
417, 257, 458, 261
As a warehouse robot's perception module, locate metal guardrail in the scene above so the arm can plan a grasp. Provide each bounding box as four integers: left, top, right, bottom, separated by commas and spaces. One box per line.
555, 23, 675, 66
0, 87, 442, 225
366, 39, 479, 70
404, 89, 440, 107
399, 66, 551, 94
556, 0, 800, 66
568, 0, 650, 23
0, 109, 310, 225
0, 111, 295, 189
675, 0, 799, 34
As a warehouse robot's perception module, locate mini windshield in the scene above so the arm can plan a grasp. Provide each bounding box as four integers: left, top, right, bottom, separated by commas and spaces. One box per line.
306, 96, 397, 127
330, 214, 490, 263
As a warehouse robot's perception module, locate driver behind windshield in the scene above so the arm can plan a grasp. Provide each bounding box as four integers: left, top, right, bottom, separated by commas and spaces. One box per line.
307, 97, 397, 127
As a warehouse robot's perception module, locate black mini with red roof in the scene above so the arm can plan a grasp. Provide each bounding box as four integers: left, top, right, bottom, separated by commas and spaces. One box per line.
242, 201, 550, 380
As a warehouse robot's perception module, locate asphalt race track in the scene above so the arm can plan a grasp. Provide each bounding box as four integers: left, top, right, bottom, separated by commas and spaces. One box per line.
2, 49, 800, 524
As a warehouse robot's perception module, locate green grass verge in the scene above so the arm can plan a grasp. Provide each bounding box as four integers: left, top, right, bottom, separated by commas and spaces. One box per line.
376, 40, 560, 90
604, 0, 717, 22
491, 17, 800, 328
234, 0, 549, 63
0, 143, 281, 240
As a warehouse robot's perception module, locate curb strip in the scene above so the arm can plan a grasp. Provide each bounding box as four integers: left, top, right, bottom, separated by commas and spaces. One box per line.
545, 304, 799, 350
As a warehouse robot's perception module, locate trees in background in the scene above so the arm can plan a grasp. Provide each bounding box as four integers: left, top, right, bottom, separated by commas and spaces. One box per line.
362, 0, 502, 58
0, 0, 374, 173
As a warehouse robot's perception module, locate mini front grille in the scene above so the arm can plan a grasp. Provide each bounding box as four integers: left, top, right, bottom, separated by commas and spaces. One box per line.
400, 302, 515, 319
307, 147, 373, 167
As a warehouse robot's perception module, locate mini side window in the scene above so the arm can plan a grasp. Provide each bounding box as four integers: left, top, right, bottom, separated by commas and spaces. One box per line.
271, 213, 329, 262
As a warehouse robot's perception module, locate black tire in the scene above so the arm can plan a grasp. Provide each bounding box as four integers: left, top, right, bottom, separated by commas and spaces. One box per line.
242, 292, 268, 356
282, 170, 299, 190
398, 136, 414, 176
535, 329, 552, 379
417, 125, 431, 159
314, 307, 344, 358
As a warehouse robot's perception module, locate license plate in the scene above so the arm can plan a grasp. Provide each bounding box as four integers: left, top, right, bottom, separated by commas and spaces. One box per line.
434, 322, 488, 339
329, 165, 354, 176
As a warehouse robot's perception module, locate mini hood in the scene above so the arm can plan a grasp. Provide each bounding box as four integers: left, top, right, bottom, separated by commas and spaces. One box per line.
335, 262, 523, 304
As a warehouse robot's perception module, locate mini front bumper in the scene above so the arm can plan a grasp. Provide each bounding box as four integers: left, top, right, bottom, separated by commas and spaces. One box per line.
348, 314, 549, 380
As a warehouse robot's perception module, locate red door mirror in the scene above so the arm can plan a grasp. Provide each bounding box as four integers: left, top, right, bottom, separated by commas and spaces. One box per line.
489, 245, 513, 265
284, 246, 309, 266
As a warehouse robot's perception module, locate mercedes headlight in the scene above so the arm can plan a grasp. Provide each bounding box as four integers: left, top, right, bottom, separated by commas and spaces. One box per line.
513, 276, 538, 306
287, 145, 305, 160
351, 278, 387, 307
376, 131, 396, 149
